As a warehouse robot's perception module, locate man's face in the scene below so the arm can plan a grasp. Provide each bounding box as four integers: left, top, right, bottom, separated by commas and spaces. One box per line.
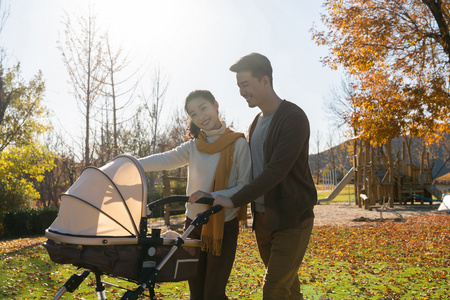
236, 71, 266, 108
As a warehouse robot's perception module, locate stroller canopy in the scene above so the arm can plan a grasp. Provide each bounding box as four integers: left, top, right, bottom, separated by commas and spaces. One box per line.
46, 155, 148, 245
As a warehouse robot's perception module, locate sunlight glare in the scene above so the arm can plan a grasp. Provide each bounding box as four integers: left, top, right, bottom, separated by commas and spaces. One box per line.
86, 0, 218, 73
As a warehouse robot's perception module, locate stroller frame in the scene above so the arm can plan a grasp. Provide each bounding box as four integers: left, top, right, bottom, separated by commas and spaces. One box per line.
51, 203, 222, 300
44, 155, 222, 299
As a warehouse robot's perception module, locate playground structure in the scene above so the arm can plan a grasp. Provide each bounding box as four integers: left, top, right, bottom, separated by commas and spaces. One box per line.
318, 168, 354, 203
320, 138, 444, 210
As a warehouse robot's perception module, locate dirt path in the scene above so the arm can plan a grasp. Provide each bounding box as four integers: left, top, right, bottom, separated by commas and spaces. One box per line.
149, 202, 445, 231
313, 202, 443, 227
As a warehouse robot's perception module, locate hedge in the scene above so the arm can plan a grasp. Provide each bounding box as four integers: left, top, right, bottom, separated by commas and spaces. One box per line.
2, 207, 58, 238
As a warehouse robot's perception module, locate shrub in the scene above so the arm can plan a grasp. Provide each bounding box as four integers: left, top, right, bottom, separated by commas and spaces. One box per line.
2, 207, 58, 238
30, 207, 59, 235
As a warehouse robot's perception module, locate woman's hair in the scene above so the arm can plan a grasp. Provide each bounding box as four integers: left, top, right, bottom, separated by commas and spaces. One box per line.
184, 90, 217, 139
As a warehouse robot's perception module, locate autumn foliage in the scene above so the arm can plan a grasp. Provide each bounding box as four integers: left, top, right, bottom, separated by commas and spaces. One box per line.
313, 0, 450, 144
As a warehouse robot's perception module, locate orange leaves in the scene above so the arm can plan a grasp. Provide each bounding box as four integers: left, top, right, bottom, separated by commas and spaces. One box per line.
313, 0, 450, 144
300, 215, 450, 298
226, 228, 264, 299
1, 218, 450, 299
0, 237, 46, 254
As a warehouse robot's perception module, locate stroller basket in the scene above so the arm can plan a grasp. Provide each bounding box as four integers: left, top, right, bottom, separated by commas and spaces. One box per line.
43, 155, 219, 299
44, 238, 200, 282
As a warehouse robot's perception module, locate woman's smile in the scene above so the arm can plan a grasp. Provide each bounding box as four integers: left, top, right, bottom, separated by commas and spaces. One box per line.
201, 118, 210, 126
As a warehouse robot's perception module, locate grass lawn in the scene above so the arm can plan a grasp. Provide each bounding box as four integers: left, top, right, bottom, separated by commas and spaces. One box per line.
1, 214, 449, 299
316, 184, 356, 203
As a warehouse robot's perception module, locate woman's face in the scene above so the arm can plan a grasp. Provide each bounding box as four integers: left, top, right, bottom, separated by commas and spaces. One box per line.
186, 97, 222, 131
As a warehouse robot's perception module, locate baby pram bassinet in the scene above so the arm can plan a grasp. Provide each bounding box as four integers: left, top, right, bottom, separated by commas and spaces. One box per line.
44, 154, 222, 299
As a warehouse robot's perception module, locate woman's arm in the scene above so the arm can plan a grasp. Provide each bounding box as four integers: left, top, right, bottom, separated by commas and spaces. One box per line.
138, 141, 191, 172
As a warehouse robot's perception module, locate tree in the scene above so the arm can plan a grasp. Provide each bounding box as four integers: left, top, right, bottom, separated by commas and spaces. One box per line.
99, 33, 142, 160
0, 64, 50, 151
159, 107, 189, 150
324, 77, 356, 137
0, 144, 54, 210
35, 132, 81, 208
0, 0, 8, 62
139, 67, 169, 199
312, 0, 450, 144
119, 107, 152, 158
142, 66, 169, 155
0, 64, 54, 217
0, 1, 54, 222
58, 8, 106, 165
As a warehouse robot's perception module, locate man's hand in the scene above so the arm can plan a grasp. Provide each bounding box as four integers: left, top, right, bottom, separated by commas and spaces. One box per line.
213, 194, 234, 209
188, 190, 213, 204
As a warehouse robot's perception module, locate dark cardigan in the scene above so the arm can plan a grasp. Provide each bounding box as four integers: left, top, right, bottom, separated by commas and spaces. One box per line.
230, 100, 317, 231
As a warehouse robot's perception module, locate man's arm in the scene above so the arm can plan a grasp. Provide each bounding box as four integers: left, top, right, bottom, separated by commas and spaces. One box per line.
230, 108, 310, 208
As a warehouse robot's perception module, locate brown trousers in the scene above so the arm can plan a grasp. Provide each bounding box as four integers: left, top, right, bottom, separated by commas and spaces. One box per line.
185, 217, 239, 300
254, 212, 314, 300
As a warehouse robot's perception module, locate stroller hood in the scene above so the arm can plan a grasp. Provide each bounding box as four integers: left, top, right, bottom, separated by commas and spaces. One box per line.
46, 155, 148, 245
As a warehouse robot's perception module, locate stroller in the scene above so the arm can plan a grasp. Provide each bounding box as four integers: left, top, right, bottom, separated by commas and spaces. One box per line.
44, 154, 222, 299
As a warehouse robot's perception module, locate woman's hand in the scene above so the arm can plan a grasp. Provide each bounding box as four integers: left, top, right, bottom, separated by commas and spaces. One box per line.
213, 194, 234, 209
188, 190, 213, 204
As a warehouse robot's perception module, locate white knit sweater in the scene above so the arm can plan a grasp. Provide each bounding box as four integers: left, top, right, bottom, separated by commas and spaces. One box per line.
138, 123, 251, 222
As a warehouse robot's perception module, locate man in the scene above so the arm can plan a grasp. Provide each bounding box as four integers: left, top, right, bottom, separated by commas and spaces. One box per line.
213, 53, 317, 299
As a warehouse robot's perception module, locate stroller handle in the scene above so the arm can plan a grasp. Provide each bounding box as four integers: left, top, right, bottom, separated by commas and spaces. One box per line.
147, 195, 213, 209
191, 204, 223, 226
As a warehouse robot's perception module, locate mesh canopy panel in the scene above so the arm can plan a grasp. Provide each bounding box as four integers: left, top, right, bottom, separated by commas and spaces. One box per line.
48, 155, 147, 238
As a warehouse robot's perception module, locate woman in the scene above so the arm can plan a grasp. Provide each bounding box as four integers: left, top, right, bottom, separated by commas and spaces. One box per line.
138, 90, 251, 300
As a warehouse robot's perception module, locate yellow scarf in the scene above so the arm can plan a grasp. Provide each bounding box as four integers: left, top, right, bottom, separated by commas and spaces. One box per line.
196, 127, 247, 256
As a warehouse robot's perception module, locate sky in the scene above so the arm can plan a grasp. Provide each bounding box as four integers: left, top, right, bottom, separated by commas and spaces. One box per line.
1, 0, 343, 151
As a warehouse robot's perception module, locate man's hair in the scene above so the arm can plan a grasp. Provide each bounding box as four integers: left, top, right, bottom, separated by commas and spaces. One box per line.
229, 53, 273, 87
